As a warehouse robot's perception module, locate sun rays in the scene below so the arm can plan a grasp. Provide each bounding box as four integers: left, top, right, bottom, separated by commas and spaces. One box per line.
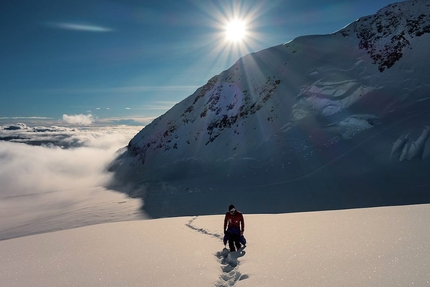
155, 1, 281, 99
188, 0, 274, 73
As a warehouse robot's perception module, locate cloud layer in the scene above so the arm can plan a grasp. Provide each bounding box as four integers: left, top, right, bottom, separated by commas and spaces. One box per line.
0, 124, 141, 198
0, 124, 144, 239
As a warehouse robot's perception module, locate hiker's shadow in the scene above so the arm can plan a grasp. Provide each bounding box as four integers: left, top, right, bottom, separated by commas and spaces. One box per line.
232, 248, 246, 258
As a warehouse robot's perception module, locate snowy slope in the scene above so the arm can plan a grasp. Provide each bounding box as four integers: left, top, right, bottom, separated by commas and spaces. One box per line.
1, 204, 430, 287
109, 0, 430, 217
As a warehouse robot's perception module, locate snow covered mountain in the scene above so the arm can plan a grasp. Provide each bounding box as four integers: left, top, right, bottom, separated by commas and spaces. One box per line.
109, 0, 430, 217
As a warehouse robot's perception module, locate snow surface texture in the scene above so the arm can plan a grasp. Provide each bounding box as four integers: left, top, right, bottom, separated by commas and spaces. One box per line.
1, 204, 430, 286
109, 0, 430, 218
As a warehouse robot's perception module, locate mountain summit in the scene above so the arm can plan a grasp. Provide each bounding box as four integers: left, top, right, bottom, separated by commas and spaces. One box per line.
110, 0, 430, 217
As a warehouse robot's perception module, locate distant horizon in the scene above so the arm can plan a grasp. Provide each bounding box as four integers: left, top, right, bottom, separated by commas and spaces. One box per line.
0, 114, 151, 127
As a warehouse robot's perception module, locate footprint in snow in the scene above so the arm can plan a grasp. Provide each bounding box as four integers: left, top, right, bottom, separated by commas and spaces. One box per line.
215, 248, 248, 287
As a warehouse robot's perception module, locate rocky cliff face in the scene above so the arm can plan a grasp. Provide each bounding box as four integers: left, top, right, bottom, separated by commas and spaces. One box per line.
109, 0, 430, 217
351, 0, 430, 72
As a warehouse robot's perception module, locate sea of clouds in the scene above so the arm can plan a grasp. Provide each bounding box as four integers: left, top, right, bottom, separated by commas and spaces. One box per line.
0, 115, 145, 239
0, 120, 142, 198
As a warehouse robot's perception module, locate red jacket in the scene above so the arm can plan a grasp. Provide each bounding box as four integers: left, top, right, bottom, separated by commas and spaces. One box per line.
224, 211, 244, 233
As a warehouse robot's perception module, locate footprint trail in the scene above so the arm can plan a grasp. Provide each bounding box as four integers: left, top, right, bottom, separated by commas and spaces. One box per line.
185, 217, 249, 286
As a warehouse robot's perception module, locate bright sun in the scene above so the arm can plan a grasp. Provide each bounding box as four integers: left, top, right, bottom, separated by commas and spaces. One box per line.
225, 19, 247, 42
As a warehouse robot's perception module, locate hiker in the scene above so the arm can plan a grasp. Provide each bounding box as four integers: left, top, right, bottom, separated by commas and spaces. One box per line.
224, 204, 245, 252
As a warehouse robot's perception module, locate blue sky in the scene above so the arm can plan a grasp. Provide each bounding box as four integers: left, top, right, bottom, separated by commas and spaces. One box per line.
0, 0, 397, 126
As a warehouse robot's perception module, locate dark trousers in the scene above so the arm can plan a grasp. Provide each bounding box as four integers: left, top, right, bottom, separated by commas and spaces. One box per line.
228, 232, 241, 251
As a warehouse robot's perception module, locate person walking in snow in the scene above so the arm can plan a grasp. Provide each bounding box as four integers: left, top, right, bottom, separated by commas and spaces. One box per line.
224, 204, 245, 252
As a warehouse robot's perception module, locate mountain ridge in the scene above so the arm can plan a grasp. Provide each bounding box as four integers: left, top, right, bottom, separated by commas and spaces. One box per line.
109, 0, 430, 217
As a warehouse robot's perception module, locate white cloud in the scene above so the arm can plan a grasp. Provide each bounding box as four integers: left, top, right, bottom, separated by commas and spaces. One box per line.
48, 22, 114, 32
62, 113, 94, 126
0, 141, 110, 197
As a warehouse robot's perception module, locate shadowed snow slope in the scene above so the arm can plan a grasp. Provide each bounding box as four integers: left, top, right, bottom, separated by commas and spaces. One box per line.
109, 0, 430, 218
1, 204, 429, 286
